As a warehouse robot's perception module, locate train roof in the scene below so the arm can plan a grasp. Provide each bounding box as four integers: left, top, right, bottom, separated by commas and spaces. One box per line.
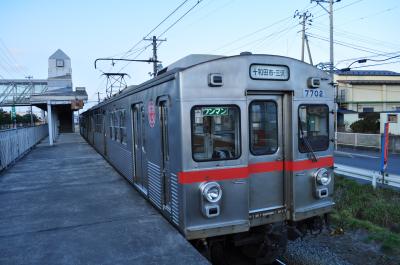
157, 54, 225, 75
83, 53, 324, 113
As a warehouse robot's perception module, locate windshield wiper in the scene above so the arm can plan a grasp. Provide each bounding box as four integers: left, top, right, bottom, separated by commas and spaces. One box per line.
298, 117, 318, 162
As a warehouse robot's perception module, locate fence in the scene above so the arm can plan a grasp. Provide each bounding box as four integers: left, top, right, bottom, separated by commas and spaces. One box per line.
335, 164, 400, 189
337, 132, 381, 149
0, 124, 48, 171
337, 132, 400, 153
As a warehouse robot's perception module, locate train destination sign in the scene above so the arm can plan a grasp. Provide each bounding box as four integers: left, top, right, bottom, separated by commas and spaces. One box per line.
202, 107, 228, 116
250, 64, 289, 80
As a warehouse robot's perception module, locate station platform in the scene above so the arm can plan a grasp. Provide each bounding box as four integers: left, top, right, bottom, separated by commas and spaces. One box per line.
0, 133, 208, 265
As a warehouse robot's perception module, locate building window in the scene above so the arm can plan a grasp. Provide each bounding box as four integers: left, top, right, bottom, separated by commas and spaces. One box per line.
388, 114, 398, 123
56, 59, 64, 67
363, 107, 374, 113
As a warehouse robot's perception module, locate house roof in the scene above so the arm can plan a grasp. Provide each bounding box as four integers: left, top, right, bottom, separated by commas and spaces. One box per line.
49, 49, 70, 60
337, 80, 400, 85
335, 70, 400, 76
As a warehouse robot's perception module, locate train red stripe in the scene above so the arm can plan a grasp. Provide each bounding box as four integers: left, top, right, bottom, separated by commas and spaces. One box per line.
284, 156, 334, 171
178, 156, 334, 184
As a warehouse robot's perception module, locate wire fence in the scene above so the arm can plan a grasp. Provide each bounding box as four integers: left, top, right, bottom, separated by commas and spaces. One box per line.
0, 124, 48, 171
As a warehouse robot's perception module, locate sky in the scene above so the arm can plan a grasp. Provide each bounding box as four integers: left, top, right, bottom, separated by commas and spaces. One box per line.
0, 0, 399, 111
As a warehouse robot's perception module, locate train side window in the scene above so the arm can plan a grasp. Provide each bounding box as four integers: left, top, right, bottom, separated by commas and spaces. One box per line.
191, 105, 241, 162
113, 110, 119, 141
298, 104, 329, 152
249, 101, 278, 155
109, 111, 114, 139
119, 109, 127, 145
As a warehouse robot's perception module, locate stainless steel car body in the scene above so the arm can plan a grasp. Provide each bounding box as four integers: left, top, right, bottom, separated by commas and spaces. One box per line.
80, 53, 334, 242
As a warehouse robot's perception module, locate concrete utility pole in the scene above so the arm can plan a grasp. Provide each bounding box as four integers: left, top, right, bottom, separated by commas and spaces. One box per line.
312, 0, 339, 150
144, 36, 166, 77
294, 10, 313, 63
311, 0, 337, 81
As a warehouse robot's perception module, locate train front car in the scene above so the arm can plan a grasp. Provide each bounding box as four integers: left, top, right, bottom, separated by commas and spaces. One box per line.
178, 53, 334, 263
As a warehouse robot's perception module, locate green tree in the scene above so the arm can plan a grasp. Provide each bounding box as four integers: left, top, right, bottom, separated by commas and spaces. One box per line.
350, 113, 380, 133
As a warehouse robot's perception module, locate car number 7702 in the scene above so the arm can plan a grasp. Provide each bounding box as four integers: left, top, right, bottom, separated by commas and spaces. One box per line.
303, 89, 324, 98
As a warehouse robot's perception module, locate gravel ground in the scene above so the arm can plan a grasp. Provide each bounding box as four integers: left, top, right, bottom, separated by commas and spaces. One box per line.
282, 230, 400, 265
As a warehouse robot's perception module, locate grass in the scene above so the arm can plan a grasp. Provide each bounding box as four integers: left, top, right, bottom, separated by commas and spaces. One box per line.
332, 176, 400, 254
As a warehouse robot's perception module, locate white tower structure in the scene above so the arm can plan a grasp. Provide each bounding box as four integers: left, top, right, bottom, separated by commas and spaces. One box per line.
47, 49, 73, 92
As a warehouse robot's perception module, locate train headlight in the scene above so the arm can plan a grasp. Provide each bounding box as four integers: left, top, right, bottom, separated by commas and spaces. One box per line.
314, 168, 331, 186
201, 182, 222, 203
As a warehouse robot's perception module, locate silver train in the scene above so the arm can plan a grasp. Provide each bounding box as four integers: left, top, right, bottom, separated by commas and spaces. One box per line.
80, 53, 335, 263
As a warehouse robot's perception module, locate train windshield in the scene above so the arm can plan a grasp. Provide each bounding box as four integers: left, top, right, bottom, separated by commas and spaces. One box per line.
298, 105, 329, 153
191, 105, 241, 161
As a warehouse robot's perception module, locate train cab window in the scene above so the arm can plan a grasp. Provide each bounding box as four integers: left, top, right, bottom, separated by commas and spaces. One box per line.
298, 105, 329, 152
249, 101, 278, 155
191, 105, 241, 161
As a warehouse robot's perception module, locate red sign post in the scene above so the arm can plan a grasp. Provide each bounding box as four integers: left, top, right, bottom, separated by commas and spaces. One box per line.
380, 122, 389, 177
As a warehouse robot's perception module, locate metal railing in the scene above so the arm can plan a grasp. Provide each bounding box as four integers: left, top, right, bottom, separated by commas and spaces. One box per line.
0, 124, 48, 171
337, 132, 381, 149
335, 163, 400, 189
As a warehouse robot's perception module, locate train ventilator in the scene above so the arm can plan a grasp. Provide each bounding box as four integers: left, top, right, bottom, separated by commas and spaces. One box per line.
80, 53, 335, 264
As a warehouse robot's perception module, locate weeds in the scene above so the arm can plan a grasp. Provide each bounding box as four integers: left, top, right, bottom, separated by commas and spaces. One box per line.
333, 176, 400, 254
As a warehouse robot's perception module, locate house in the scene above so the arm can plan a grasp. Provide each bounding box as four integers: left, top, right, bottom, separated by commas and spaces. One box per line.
335, 70, 400, 132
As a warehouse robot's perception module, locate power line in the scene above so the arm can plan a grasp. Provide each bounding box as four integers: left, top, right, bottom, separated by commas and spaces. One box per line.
158, 0, 204, 38
0, 39, 29, 77
211, 3, 317, 54
312, 0, 365, 21
336, 51, 400, 65
350, 60, 400, 69
310, 19, 400, 51
107, 0, 190, 60
114, 0, 204, 75
336, 6, 398, 27
222, 22, 298, 54
307, 33, 391, 55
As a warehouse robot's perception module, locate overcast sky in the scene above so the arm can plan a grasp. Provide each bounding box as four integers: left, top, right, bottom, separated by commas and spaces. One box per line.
1, 0, 399, 110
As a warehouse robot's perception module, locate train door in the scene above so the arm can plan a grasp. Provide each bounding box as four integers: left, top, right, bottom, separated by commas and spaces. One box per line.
132, 103, 147, 194
103, 111, 107, 156
247, 94, 284, 213
159, 99, 171, 212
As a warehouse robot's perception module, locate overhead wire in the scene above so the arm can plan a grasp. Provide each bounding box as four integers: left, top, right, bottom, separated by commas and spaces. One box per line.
107, 0, 190, 60
0, 39, 29, 77
115, 0, 205, 74
307, 33, 391, 55
336, 51, 400, 64
211, 2, 317, 54
158, 0, 204, 38
350, 60, 400, 69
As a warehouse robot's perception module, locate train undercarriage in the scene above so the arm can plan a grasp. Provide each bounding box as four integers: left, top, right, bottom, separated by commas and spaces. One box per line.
193, 215, 329, 265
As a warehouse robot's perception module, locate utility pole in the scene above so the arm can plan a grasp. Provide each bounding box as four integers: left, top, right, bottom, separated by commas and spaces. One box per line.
305, 35, 313, 65
97, 92, 101, 103
311, 0, 339, 83
294, 10, 313, 63
312, 0, 339, 150
144, 36, 166, 77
